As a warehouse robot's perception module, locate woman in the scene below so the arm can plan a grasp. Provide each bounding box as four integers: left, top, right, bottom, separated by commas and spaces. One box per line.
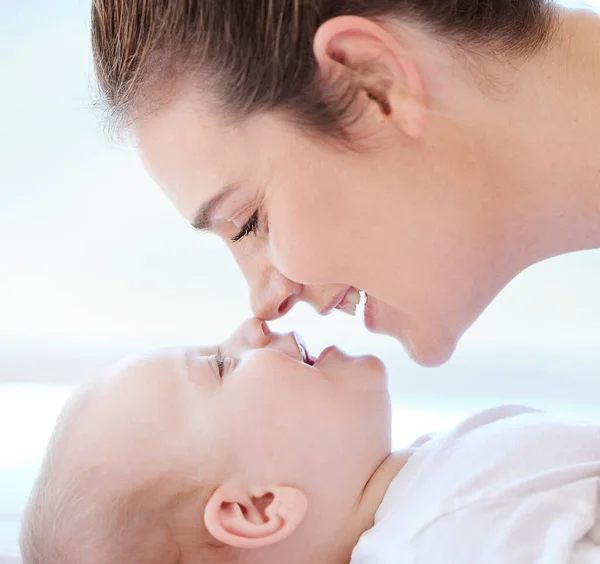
91, 0, 600, 367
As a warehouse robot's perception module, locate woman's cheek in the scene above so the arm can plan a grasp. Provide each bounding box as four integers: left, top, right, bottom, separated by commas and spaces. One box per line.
268, 214, 336, 285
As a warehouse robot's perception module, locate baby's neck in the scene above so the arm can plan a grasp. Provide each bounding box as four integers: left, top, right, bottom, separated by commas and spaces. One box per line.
347, 449, 415, 555
309, 449, 415, 564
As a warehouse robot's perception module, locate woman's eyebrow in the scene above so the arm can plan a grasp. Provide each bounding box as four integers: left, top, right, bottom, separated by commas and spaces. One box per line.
192, 184, 240, 231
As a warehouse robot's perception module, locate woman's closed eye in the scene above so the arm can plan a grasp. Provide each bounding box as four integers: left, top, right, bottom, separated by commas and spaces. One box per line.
231, 209, 261, 242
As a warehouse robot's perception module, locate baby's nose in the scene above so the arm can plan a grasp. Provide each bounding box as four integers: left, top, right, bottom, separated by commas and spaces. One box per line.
240, 317, 272, 349
265, 331, 308, 364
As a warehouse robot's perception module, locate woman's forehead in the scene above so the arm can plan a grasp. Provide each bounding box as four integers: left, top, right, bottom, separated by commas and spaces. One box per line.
133, 103, 263, 220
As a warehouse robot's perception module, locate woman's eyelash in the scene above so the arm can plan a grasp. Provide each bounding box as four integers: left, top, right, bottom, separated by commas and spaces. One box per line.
216, 347, 225, 377
231, 210, 259, 242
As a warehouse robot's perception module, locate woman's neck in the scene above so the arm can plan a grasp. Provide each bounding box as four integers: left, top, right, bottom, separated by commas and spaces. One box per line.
493, 6, 600, 271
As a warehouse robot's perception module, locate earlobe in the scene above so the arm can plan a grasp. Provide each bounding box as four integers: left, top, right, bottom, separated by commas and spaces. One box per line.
204, 482, 307, 549
313, 15, 427, 139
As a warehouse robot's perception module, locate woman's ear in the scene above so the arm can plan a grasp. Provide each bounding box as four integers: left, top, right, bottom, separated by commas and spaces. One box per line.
313, 15, 426, 140
204, 481, 307, 549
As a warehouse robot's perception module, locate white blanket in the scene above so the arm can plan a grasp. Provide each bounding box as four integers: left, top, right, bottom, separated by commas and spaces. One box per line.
352, 406, 600, 563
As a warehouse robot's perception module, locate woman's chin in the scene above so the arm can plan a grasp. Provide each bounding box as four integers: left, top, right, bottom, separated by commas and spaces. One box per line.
408, 341, 455, 368
363, 294, 456, 367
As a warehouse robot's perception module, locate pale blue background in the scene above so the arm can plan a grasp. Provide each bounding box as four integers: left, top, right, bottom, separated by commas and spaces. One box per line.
2, 1, 600, 562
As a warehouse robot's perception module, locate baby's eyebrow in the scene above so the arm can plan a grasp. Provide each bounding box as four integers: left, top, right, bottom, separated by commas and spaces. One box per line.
192, 184, 240, 231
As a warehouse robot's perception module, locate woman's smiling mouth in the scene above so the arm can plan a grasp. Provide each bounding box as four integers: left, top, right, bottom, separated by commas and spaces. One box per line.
321, 287, 363, 316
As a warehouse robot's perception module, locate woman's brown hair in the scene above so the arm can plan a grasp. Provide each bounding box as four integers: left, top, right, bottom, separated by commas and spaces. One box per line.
91, 0, 554, 137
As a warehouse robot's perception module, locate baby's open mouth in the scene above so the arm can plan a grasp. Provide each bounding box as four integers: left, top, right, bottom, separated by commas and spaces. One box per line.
294, 333, 315, 366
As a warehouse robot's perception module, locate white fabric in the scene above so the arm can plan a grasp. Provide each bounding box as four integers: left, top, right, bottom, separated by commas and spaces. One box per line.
351, 405, 600, 564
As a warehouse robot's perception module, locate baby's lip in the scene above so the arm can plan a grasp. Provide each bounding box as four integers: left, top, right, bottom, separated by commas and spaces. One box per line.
313, 345, 336, 366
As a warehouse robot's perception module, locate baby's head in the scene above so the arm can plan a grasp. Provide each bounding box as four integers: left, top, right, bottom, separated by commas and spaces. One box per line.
21, 319, 392, 564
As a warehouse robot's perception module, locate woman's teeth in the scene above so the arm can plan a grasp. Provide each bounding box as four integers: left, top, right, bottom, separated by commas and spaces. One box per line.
337, 288, 362, 316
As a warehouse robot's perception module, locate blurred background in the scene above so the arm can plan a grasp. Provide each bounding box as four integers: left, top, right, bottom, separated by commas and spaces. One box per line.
2, 0, 600, 561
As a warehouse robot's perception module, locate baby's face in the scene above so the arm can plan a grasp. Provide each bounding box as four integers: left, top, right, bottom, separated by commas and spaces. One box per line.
77, 318, 391, 514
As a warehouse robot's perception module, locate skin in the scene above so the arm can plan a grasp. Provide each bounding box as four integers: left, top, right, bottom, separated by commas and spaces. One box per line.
60, 319, 409, 564
134, 6, 600, 367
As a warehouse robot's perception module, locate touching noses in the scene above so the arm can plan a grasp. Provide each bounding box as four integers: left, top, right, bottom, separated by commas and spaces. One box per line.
249, 264, 303, 321
241, 318, 306, 363
242, 317, 273, 350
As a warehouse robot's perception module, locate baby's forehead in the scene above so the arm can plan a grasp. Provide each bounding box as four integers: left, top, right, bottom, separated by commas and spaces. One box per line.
62, 374, 169, 447
94, 349, 191, 408
67, 349, 217, 465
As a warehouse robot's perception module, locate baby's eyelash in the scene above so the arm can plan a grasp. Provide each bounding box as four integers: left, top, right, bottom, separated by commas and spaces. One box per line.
231, 210, 259, 242
216, 347, 225, 377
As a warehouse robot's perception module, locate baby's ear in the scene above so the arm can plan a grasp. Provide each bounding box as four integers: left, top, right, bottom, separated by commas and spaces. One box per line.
204, 481, 307, 549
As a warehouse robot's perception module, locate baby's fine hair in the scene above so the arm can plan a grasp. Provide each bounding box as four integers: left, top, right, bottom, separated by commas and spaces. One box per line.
19, 391, 232, 564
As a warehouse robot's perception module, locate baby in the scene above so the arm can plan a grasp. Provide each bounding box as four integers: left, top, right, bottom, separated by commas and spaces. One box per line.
20, 319, 600, 563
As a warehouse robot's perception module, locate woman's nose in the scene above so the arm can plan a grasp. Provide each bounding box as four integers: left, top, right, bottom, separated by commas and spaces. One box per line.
250, 267, 303, 321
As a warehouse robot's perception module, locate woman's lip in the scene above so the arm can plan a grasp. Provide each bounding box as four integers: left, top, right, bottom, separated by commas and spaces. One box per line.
363, 292, 376, 332
320, 287, 353, 315
363, 293, 395, 337
363, 295, 411, 354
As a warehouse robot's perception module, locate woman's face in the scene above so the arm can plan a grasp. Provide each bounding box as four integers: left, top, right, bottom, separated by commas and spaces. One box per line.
134, 90, 505, 366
